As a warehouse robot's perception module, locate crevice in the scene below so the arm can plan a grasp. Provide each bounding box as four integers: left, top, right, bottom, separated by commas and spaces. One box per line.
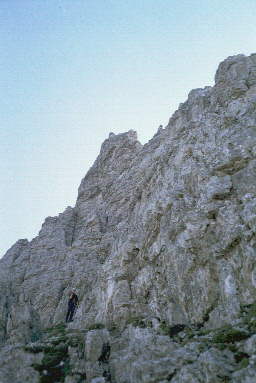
167, 369, 177, 381
216, 237, 242, 259
213, 157, 250, 176
207, 210, 218, 220
69, 211, 79, 247
98, 342, 112, 382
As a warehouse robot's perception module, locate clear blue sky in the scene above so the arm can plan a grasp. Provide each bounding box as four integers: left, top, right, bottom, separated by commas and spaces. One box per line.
1, 0, 256, 256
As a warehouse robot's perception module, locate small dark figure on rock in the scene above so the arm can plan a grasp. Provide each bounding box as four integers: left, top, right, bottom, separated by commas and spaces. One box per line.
66, 288, 79, 323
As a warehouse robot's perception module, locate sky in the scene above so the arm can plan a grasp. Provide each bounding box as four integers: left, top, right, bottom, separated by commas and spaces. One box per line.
1, 0, 256, 257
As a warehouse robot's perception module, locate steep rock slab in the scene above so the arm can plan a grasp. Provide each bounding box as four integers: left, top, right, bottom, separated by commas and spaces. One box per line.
1, 53, 256, 382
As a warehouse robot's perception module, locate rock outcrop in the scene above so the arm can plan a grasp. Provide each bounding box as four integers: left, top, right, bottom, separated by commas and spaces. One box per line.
1, 53, 256, 382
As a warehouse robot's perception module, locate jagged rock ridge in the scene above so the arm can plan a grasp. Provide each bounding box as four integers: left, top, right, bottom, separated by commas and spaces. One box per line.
1, 53, 256, 382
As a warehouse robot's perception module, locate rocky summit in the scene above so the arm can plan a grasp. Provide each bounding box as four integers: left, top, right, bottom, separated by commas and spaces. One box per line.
1, 53, 256, 383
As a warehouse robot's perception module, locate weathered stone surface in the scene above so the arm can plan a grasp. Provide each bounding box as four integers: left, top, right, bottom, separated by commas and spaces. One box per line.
1, 53, 256, 382
0, 344, 42, 383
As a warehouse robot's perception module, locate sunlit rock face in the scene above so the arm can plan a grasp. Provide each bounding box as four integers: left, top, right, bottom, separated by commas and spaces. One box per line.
1, 53, 256, 383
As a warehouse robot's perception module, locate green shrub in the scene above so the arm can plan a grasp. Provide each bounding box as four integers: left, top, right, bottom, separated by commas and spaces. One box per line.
50, 335, 67, 346
43, 323, 66, 336
67, 334, 84, 348
159, 321, 170, 335
41, 346, 68, 368
212, 327, 249, 344
241, 302, 256, 333
127, 317, 147, 328
219, 376, 231, 382
107, 322, 118, 332
242, 303, 256, 320
215, 343, 227, 351
196, 328, 212, 336
33, 344, 70, 383
159, 322, 186, 337
234, 352, 250, 364
228, 344, 237, 353
88, 323, 105, 331
31, 331, 42, 342
24, 344, 45, 353
239, 357, 249, 369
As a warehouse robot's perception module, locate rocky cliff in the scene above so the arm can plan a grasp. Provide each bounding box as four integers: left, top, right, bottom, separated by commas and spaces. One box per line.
1, 53, 256, 383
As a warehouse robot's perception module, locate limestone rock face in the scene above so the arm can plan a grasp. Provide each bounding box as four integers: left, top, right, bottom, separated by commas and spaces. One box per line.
1, 53, 256, 382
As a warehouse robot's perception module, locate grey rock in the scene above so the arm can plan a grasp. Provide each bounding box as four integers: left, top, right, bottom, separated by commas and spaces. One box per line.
0, 344, 42, 383
244, 334, 256, 355
1, 53, 256, 382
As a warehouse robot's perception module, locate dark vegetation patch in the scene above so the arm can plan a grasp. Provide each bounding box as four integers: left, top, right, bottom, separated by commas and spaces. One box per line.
241, 302, 256, 333
31, 330, 42, 343
212, 327, 249, 344
43, 323, 66, 337
127, 316, 148, 328
159, 321, 186, 337
238, 357, 249, 370
98, 342, 111, 363
24, 301, 256, 381
88, 323, 105, 331
107, 322, 118, 332
28, 323, 71, 383
99, 342, 112, 382
218, 376, 231, 382
32, 344, 70, 383
234, 352, 250, 364
207, 210, 218, 220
